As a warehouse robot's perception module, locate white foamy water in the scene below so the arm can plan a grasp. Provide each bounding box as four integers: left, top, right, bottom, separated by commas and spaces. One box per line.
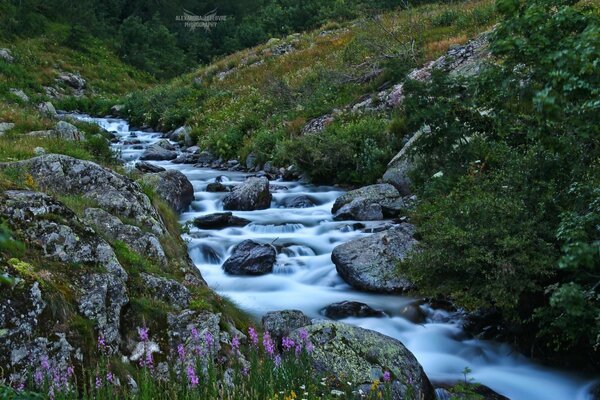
75, 114, 598, 400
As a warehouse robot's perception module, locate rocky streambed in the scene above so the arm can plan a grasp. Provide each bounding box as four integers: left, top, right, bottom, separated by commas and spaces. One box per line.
74, 114, 597, 400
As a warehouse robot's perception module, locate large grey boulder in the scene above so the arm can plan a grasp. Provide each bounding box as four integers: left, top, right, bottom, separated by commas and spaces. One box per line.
171, 126, 194, 146
223, 177, 272, 211
332, 183, 405, 219
0, 48, 14, 63
262, 310, 312, 343
331, 224, 417, 293
291, 322, 434, 400
135, 161, 166, 173
0, 122, 15, 136
193, 212, 250, 229
139, 169, 194, 213
140, 140, 178, 161
83, 208, 167, 267
222, 240, 277, 275
333, 198, 384, 221
141, 273, 190, 310
57, 72, 86, 90
383, 126, 428, 196
55, 121, 84, 141
10, 88, 29, 102
38, 101, 57, 117
0, 155, 165, 235
283, 195, 315, 208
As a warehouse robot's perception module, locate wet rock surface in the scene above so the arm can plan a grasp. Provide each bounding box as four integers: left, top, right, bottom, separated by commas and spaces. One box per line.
323, 301, 385, 320
223, 176, 272, 211
222, 240, 277, 275
139, 169, 194, 213
193, 212, 251, 229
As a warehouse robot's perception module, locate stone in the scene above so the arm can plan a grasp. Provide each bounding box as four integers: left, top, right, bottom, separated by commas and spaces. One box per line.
172, 153, 199, 164
196, 150, 217, 165
223, 177, 272, 211
110, 104, 125, 115
0, 48, 14, 63
331, 224, 417, 293
57, 72, 86, 90
333, 198, 384, 221
383, 126, 429, 195
246, 153, 257, 169
291, 322, 434, 400
33, 147, 46, 155
83, 208, 167, 267
135, 161, 166, 173
167, 310, 221, 355
172, 126, 193, 146
140, 140, 178, 161
262, 310, 312, 342
0, 122, 15, 136
283, 195, 316, 208
206, 182, 229, 192
323, 301, 385, 320
193, 212, 250, 229
139, 170, 194, 213
38, 102, 57, 117
140, 273, 191, 310
9, 89, 29, 102
332, 184, 405, 218
222, 240, 277, 276
0, 155, 165, 235
55, 121, 84, 141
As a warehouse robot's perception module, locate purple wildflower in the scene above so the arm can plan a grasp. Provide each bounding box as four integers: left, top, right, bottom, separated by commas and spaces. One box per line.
191, 326, 199, 341
67, 366, 74, 378
177, 343, 186, 361
305, 341, 314, 353
106, 372, 115, 384
231, 335, 240, 352
263, 331, 275, 356
95, 375, 103, 389
298, 328, 309, 343
186, 365, 199, 387
383, 371, 391, 382
295, 343, 302, 357
138, 326, 149, 342
34, 370, 44, 387
40, 355, 50, 371
204, 331, 214, 350
144, 349, 154, 370
15, 382, 24, 392
48, 385, 55, 400
248, 327, 259, 346
282, 337, 295, 352
97, 334, 107, 352
274, 354, 282, 368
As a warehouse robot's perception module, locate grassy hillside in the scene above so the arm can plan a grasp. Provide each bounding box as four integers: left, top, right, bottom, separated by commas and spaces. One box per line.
122, 0, 497, 185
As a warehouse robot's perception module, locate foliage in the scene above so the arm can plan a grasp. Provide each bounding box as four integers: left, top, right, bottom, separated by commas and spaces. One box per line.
402, 0, 600, 365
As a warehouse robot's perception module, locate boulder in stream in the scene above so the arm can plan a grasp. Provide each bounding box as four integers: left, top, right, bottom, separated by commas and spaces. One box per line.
291, 322, 435, 400
323, 301, 385, 320
140, 140, 178, 161
331, 223, 417, 293
193, 212, 250, 229
223, 176, 272, 211
332, 183, 406, 220
222, 239, 276, 275
139, 169, 194, 213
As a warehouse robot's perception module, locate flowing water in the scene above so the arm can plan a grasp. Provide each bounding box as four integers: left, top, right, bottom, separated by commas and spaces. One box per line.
75, 115, 598, 400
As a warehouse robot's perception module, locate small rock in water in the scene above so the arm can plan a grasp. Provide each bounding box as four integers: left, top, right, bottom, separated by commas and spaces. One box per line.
193, 212, 250, 229
323, 301, 385, 320
206, 182, 229, 192
222, 239, 276, 276
283, 195, 315, 208
223, 177, 272, 211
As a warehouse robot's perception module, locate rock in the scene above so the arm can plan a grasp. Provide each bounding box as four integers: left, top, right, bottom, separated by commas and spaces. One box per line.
463, 307, 503, 340
9, 88, 29, 102
33, 147, 46, 155
0, 190, 127, 280
332, 184, 406, 218
139, 170, 194, 213
291, 322, 434, 400
193, 212, 250, 229
172, 153, 199, 164
246, 153, 257, 169
262, 310, 312, 342
78, 273, 128, 349
301, 114, 335, 135
110, 104, 125, 115
222, 240, 276, 276
435, 384, 509, 400
0, 48, 14, 63
83, 208, 167, 267
38, 102, 57, 117
140, 273, 190, 310
0, 122, 15, 136
55, 121, 84, 141
263, 161, 279, 175
140, 140, 178, 161
223, 177, 272, 211
57, 72, 86, 90
206, 182, 229, 192
172, 126, 194, 146
135, 161, 166, 173
0, 155, 165, 234
323, 301, 385, 320
383, 126, 429, 196
196, 150, 217, 165
283, 195, 315, 208
399, 302, 426, 324
333, 198, 384, 221
331, 224, 417, 293
167, 310, 221, 355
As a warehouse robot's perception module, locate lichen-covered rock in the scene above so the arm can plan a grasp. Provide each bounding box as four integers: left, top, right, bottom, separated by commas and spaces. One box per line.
323, 301, 385, 320
38, 101, 57, 117
262, 310, 312, 342
0, 190, 127, 280
139, 169, 194, 213
383, 126, 429, 196
0, 48, 14, 63
55, 121, 84, 141
0, 122, 15, 135
167, 310, 221, 355
331, 224, 416, 293
292, 322, 434, 400
140, 140, 178, 161
1, 155, 165, 235
193, 212, 250, 229
57, 72, 86, 90
141, 273, 190, 310
223, 177, 272, 211
78, 273, 128, 349
83, 208, 167, 267
222, 240, 277, 276
135, 161, 166, 173
332, 184, 405, 218
333, 198, 384, 221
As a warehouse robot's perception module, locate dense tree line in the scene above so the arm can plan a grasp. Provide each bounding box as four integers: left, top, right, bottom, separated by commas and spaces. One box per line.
0, 0, 405, 78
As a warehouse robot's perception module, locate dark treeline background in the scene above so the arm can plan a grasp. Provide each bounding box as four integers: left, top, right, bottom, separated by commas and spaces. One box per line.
0, 0, 405, 78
